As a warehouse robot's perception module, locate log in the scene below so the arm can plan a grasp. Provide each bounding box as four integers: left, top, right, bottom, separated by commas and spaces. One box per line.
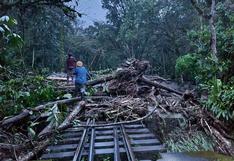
0, 143, 23, 150
1, 96, 112, 128
38, 122, 54, 138
87, 75, 115, 86
47, 76, 67, 81
38, 101, 85, 138
145, 75, 169, 82
139, 76, 183, 96
55, 75, 115, 90
34, 97, 79, 111
1, 109, 30, 126
210, 126, 234, 156
58, 101, 85, 130
18, 139, 50, 161
1, 98, 80, 127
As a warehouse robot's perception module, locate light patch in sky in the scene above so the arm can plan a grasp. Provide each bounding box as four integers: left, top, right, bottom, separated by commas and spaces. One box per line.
76, 0, 107, 27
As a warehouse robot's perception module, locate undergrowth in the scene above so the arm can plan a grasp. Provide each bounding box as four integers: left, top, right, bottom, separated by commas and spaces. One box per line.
166, 131, 214, 152
0, 75, 62, 119
203, 77, 234, 121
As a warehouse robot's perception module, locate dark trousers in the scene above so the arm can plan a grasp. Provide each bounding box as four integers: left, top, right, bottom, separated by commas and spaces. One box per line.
75, 83, 86, 99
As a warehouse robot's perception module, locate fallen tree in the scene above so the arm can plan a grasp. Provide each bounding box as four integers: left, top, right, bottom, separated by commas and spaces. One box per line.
18, 139, 50, 161
1, 97, 80, 128
1, 96, 111, 128
139, 76, 183, 96
1, 58, 234, 160
17, 101, 86, 161
38, 101, 85, 139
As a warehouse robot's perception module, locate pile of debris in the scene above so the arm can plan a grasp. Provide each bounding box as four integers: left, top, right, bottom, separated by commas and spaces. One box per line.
0, 59, 234, 161
81, 96, 149, 122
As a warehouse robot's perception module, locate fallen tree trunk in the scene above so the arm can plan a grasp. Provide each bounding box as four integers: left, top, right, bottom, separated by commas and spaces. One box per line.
56, 75, 115, 90
1, 96, 112, 128
18, 139, 50, 161
0, 143, 23, 150
87, 75, 115, 86
34, 97, 79, 111
47, 76, 66, 81
38, 101, 85, 138
1, 109, 30, 127
1, 97, 79, 128
58, 101, 85, 130
38, 122, 55, 138
18, 101, 86, 161
139, 76, 183, 96
210, 126, 234, 156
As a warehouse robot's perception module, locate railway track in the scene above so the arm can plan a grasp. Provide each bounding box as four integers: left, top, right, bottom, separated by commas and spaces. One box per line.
40, 119, 165, 161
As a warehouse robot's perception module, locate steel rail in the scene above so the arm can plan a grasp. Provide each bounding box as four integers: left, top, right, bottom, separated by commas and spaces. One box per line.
120, 124, 136, 161
73, 119, 91, 161
114, 126, 121, 161
88, 119, 95, 161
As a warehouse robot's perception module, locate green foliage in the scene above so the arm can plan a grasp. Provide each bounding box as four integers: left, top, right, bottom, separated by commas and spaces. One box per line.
0, 16, 23, 48
0, 75, 59, 118
181, 2, 234, 121
204, 78, 234, 121
46, 104, 62, 128
0, 16, 23, 65
166, 131, 214, 152
27, 121, 40, 138
86, 86, 97, 96
175, 53, 199, 81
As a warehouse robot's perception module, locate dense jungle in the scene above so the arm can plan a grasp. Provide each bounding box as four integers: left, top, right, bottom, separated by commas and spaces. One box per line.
0, 0, 234, 161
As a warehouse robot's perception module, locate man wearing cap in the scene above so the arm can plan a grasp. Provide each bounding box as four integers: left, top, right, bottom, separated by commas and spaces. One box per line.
66, 53, 76, 84
74, 61, 90, 99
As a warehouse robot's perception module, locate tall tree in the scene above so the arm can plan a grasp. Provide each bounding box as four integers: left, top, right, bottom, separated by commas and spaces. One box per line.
191, 0, 218, 61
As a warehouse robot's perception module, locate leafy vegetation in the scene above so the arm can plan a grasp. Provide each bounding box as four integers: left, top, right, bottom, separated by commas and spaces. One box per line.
0, 75, 60, 118
0, 16, 23, 66
205, 78, 234, 120
175, 1, 234, 121
0, 0, 234, 159
175, 53, 199, 81
166, 131, 214, 152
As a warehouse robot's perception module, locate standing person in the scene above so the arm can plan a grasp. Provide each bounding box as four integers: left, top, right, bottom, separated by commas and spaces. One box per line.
66, 53, 76, 84
74, 61, 90, 99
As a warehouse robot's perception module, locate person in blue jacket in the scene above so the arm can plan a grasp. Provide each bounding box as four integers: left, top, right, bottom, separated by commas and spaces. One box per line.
74, 61, 90, 99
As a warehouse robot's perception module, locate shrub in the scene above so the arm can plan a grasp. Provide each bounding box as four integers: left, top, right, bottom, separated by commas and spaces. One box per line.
0, 75, 60, 118
205, 78, 234, 121
175, 53, 199, 81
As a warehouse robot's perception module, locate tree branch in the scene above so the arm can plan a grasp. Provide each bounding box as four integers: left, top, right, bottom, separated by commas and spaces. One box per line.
190, 0, 211, 19
0, 0, 81, 18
